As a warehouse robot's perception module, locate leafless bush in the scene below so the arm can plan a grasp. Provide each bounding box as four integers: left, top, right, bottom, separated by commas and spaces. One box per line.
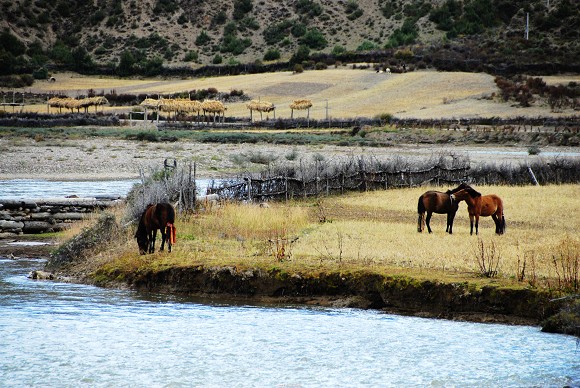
473, 238, 500, 278
125, 163, 197, 222
552, 236, 579, 292
267, 229, 298, 262
517, 250, 538, 287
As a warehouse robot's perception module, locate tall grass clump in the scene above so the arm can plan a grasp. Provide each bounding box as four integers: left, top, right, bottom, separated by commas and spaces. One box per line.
550, 236, 579, 292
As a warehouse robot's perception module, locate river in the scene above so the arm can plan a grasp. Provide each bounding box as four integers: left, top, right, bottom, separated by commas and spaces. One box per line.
1, 180, 579, 386
0, 257, 578, 387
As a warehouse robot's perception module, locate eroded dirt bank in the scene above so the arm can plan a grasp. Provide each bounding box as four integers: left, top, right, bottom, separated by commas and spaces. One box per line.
0, 232, 564, 328
88, 264, 559, 326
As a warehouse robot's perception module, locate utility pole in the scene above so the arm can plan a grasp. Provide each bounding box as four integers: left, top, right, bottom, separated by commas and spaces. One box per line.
525, 13, 529, 40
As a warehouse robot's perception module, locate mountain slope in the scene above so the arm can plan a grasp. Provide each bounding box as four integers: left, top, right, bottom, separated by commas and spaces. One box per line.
0, 0, 578, 75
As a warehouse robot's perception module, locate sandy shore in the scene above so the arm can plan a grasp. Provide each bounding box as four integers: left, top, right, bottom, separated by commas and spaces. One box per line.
0, 136, 578, 181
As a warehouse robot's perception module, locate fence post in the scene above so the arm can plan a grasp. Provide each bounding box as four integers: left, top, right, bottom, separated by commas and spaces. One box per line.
528, 166, 539, 185
246, 178, 252, 201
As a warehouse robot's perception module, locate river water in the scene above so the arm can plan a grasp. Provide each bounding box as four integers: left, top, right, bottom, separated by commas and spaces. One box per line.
0, 257, 578, 387
1, 180, 579, 387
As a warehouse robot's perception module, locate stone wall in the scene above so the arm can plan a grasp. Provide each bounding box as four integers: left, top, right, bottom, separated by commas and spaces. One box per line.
0, 197, 123, 235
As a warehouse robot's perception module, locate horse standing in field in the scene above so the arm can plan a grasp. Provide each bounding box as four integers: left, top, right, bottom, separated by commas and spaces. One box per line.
417, 183, 470, 234
135, 203, 176, 254
450, 187, 506, 235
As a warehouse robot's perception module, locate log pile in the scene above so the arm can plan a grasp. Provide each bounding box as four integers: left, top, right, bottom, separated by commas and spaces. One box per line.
0, 197, 123, 235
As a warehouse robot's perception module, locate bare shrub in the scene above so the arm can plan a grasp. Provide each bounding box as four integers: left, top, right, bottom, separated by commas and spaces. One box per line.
268, 228, 298, 262
517, 250, 538, 287
551, 236, 579, 292
473, 238, 500, 278
125, 163, 197, 221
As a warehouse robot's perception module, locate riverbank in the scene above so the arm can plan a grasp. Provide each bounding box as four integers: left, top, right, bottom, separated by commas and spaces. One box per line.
0, 234, 552, 326
1, 131, 578, 181
33, 183, 578, 332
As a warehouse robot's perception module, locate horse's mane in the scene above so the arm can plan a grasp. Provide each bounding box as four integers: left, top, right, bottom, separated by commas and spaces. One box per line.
465, 187, 481, 198
446, 182, 472, 195
135, 204, 154, 238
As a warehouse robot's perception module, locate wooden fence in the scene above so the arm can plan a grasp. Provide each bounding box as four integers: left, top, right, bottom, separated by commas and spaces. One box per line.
210, 162, 469, 201
209, 157, 580, 202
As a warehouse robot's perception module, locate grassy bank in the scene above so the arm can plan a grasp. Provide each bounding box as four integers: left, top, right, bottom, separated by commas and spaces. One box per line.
49, 184, 579, 326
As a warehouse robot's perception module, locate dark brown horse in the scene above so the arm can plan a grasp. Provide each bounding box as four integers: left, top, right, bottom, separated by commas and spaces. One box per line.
417, 183, 470, 234
135, 203, 176, 254
450, 187, 506, 235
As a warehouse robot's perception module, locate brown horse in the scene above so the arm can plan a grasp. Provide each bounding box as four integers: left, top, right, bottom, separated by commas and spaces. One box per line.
451, 187, 506, 235
417, 183, 470, 234
135, 203, 176, 254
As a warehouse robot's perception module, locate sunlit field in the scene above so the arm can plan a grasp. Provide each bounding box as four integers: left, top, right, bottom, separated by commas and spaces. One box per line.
12, 69, 580, 120
97, 184, 579, 291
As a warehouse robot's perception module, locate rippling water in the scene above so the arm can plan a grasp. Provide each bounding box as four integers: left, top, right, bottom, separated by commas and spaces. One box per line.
0, 258, 578, 387
0, 178, 216, 199
0, 179, 139, 199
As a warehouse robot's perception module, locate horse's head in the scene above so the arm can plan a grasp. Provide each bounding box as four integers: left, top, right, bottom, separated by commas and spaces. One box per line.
135, 230, 148, 255
451, 187, 481, 203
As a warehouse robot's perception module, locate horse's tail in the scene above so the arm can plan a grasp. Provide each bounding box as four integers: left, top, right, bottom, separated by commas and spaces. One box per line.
165, 203, 176, 245
417, 196, 425, 232
501, 215, 506, 234
165, 223, 176, 245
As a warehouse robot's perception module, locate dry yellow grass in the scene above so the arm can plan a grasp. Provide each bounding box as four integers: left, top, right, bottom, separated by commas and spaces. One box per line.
98, 184, 579, 290
15, 69, 580, 120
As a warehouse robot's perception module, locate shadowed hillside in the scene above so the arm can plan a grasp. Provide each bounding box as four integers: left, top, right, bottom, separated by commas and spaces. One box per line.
0, 0, 578, 78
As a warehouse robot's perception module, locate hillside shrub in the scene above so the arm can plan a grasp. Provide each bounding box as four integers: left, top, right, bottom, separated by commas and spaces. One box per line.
0, 75, 34, 88
301, 29, 327, 50
263, 20, 293, 45
32, 67, 49, 80
385, 18, 418, 47
233, 0, 253, 20
195, 31, 211, 46
263, 49, 281, 61
184, 51, 198, 62
356, 41, 378, 51
295, 0, 323, 18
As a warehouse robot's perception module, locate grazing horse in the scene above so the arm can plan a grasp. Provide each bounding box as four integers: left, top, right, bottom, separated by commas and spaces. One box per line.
451, 187, 506, 235
135, 203, 176, 254
417, 183, 470, 234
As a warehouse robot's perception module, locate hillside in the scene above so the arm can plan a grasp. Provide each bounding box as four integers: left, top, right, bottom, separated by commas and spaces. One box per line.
1, 0, 579, 77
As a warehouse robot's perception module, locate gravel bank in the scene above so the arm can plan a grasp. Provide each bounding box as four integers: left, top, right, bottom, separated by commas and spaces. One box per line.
1, 137, 576, 181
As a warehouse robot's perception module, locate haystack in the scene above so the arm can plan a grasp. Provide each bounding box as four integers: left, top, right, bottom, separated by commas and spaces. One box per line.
47, 96, 108, 114
246, 99, 275, 121
290, 99, 312, 119
201, 100, 227, 123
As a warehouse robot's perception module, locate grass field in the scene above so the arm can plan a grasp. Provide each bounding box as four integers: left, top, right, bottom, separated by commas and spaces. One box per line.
12, 69, 580, 120
84, 184, 579, 292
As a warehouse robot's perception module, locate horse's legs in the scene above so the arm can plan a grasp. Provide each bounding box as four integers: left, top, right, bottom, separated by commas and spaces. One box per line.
166, 225, 172, 253
160, 229, 166, 251
417, 213, 425, 232
474, 215, 480, 235
469, 214, 475, 235
426, 212, 433, 233
149, 230, 157, 253
446, 211, 456, 234
492, 214, 500, 234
